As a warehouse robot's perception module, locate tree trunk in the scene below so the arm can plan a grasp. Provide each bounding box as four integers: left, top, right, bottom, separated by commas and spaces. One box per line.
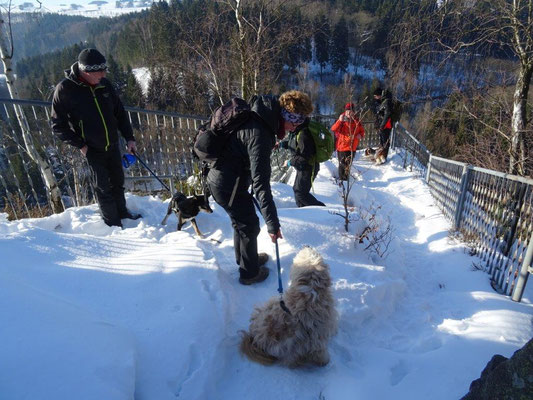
0, 12, 64, 213
510, 63, 532, 176
234, 0, 250, 100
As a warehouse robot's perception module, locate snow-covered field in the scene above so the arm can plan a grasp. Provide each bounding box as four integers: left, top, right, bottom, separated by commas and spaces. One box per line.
10, 1, 150, 17
132, 67, 150, 96
1, 151, 532, 400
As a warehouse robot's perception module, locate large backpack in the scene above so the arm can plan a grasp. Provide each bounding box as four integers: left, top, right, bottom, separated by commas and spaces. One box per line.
299, 120, 335, 164
193, 97, 253, 166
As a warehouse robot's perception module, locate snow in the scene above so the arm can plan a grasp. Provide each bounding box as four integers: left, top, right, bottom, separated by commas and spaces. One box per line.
1, 151, 532, 400
132, 67, 151, 96
6, 0, 151, 17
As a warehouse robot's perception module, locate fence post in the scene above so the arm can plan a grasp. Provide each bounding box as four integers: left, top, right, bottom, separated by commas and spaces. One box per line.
402, 142, 408, 169
454, 164, 471, 230
512, 237, 533, 302
409, 144, 416, 172
424, 155, 432, 184
391, 123, 397, 150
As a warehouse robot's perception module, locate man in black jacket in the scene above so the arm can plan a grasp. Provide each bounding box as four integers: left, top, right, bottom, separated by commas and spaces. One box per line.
284, 120, 326, 207
207, 91, 312, 285
51, 48, 140, 227
374, 87, 393, 164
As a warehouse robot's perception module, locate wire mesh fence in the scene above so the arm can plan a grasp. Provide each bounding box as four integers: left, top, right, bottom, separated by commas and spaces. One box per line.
393, 124, 533, 301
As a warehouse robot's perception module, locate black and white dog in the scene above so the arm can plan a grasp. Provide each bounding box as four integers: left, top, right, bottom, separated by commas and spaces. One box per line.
161, 192, 213, 237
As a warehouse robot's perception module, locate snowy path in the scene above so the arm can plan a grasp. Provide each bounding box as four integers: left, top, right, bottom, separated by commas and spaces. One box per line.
1, 151, 532, 400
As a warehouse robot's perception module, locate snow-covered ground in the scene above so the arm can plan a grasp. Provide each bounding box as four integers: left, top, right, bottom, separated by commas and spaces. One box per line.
132, 67, 150, 96
1, 151, 532, 400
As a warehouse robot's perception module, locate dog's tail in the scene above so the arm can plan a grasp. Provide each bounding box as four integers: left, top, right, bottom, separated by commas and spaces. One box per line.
239, 331, 278, 365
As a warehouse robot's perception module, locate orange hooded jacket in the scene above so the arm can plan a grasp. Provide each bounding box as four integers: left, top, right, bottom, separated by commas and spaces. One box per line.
331, 113, 365, 152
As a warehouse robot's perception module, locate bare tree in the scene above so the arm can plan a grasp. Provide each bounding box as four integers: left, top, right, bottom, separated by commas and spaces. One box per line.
0, 6, 64, 212
388, 0, 533, 176
354, 202, 394, 259
331, 101, 371, 232
175, 5, 235, 106
224, 0, 308, 99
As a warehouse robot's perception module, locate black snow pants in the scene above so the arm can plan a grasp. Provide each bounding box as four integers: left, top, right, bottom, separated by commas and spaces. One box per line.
293, 163, 325, 208
86, 145, 128, 227
208, 181, 261, 280
379, 128, 392, 160
337, 151, 354, 181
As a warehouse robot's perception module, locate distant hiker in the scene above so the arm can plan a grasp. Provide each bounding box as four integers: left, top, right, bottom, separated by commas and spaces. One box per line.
373, 87, 392, 164
331, 102, 365, 180
206, 92, 312, 285
51, 48, 141, 228
280, 93, 326, 208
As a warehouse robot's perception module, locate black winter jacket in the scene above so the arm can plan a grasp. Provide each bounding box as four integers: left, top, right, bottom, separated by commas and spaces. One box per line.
375, 93, 392, 131
288, 120, 317, 171
207, 95, 280, 234
51, 63, 134, 151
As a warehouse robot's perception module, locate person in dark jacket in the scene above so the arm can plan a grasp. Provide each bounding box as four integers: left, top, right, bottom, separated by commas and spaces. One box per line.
51, 48, 141, 227
207, 91, 311, 285
281, 93, 325, 208
373, 87, 393, 164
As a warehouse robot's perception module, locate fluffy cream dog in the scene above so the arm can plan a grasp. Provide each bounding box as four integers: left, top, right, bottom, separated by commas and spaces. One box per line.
240, 247, 338, 368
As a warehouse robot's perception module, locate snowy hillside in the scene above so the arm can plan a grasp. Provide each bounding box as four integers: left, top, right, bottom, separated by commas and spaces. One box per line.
8, 0, 151, 17
1, 151, 532, 400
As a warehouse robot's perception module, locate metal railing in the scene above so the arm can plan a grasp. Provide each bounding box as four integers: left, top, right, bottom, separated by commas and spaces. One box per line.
392, 124, 533, 302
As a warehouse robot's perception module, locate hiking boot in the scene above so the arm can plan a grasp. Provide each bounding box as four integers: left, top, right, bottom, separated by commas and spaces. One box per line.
239, 266, 270, 285
258, 252, 269, 266
104, 220, 123, 228
121, 211, 142, 220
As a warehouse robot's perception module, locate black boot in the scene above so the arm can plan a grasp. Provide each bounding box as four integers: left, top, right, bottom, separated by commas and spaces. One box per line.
121, 211, 142, 220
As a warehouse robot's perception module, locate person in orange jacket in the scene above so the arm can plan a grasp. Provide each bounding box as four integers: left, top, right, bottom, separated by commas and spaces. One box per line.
330, 102, 365, 181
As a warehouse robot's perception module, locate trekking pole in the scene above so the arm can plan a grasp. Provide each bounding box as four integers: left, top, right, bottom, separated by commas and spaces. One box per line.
252, 193, 290, 313
132, 151, 171, 192
275, 239, 291, 315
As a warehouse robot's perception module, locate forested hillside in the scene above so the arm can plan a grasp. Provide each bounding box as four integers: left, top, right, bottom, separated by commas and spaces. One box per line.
15, 0, 400, 111
9, 0, 533, 177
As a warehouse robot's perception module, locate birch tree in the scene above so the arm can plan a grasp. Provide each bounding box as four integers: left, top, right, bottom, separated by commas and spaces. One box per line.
225, 0, 305, 100
388, 0, 533, 176
0, 7, 64, 212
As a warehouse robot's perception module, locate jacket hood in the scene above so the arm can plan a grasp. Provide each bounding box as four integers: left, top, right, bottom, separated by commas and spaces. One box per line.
249, 95, 280, 135
64, 62, 84, 85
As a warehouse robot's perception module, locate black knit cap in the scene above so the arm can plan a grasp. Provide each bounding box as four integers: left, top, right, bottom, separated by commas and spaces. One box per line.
373, 87, 383, 97
78, 48, 107, 72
